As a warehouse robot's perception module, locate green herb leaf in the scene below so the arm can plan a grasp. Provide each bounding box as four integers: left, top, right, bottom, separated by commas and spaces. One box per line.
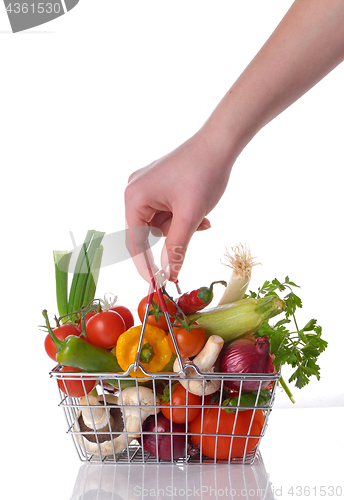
252, 277, 327, 398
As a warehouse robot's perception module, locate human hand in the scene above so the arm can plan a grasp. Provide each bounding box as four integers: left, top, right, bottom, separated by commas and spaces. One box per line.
125, 0, 344, 283
125, 128, 234, 282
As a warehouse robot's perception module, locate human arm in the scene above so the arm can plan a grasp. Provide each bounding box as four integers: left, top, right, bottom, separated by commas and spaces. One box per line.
125, 0, 344, 282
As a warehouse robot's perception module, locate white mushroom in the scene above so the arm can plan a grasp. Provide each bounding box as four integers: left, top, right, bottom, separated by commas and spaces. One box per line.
78, 394, 113, 430
74, 387, 159, 457
119, 386, 158, 438
74, 394, 128, 456
173, 335, 224, 396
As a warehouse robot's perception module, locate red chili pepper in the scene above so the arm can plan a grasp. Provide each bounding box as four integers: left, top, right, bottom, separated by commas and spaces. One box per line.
176, 281, 226, 315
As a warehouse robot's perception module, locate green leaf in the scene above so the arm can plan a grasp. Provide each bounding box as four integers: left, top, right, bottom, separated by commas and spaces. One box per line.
251, 276, 327, 398
272, 278, 286, 292
302, 319, 317, 332
284, 292, 303, 316
285, 276, 300, 288
274, 318, 291, 328
289, 366, 310, 389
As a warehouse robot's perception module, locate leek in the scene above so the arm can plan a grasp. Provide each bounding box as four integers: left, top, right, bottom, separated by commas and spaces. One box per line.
218, 244, 259, 305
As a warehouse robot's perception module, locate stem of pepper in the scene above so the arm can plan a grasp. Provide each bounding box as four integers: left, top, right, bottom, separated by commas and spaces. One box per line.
42, 309, 65, 353
139, 342, 156, 364
197, 280, 227, 305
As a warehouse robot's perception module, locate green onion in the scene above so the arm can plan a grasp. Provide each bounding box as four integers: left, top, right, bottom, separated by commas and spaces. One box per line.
67, 230, 95, 314
53, 250, 71, 322
54, 230, 105, 323
71, 231, 105, 314
82, 245, 104, 307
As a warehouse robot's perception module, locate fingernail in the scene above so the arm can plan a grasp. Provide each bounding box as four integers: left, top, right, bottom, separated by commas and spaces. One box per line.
199, 222, 211, 231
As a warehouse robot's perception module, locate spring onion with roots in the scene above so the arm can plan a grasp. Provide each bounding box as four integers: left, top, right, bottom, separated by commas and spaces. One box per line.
218, 244, 259, 305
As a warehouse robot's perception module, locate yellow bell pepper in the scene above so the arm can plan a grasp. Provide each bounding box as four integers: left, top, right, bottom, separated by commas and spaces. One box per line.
114, 324, 172, 377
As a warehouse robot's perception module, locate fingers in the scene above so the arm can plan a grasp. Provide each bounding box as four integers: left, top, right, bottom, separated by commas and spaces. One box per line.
149, 214, 211, 236
125, 223, 160, 283
124, 185, 161, 283
160, 210, 207, 282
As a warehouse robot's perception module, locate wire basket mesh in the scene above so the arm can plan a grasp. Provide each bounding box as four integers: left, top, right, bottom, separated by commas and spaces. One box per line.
50, 270, 280, 465
50, 367, 280, 465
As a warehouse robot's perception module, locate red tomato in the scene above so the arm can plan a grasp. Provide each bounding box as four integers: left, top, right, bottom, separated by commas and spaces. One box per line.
138, 292, 176, 331
110, 305, 134, 330
167, 323, 206, 358
161, 383, 201, 423
57, 366, 96, 397
189, 408, 264, 460
44, 323, 82, 361
77, 311, 96, 331
86, 310, 126, 349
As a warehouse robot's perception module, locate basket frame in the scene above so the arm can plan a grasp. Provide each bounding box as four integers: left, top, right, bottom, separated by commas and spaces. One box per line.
50, 270, 280, 465
50, 365, 280, 465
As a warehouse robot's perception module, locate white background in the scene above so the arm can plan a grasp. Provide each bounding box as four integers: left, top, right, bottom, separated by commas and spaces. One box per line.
1, 1, 343, 499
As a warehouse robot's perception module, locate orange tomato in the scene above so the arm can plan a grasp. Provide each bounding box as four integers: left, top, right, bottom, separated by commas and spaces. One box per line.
188, 408, 265, 460
167, 323, 206, 358
138, 292, 176, 331
160, 383, 201, 423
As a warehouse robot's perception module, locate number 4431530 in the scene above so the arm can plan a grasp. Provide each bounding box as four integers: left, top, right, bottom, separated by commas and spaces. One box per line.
287, 485, 342, 496
6, 3, 62, 14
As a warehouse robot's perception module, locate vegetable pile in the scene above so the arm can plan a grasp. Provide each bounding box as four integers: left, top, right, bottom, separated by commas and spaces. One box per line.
43, 236, 327, 461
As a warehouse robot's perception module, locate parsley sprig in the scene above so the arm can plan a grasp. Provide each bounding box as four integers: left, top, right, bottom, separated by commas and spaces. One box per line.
246, 277, 327, 402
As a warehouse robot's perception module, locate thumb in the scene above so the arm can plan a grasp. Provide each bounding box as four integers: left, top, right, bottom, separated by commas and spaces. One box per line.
161, 212, 203, 282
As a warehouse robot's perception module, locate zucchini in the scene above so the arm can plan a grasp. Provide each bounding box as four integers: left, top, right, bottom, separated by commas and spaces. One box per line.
187, 295, 285, 343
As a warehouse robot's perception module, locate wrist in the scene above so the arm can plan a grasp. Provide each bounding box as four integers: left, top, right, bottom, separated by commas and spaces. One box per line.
194, 114, 242, 179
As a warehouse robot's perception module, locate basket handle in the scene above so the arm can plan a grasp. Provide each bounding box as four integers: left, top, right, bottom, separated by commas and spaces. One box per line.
132, 271, 186, 375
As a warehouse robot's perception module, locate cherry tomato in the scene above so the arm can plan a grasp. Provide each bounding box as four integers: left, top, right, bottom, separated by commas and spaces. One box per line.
160, 383, 201, 423
189, 408, 264, 459
167, 323, 206, 358
138, 292, 176, 331
86, 310, 126, 349
57, 366, 97, 397
44, 323, 82, 361
110, 305, 134, 330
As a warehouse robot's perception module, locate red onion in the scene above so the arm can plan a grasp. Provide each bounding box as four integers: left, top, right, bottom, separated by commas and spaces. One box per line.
219, 336, 274, 392
140, 412, 186, 461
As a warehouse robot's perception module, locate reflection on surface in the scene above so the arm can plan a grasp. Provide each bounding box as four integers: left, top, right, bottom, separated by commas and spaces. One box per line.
70, 452, 275, 499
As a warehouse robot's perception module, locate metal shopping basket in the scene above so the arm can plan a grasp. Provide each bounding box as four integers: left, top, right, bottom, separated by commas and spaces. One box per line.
50, 271, 280, 465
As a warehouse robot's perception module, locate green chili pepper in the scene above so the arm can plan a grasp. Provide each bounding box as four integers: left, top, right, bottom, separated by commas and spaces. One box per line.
222, 389, 271, 412
43, 309, 122, 373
